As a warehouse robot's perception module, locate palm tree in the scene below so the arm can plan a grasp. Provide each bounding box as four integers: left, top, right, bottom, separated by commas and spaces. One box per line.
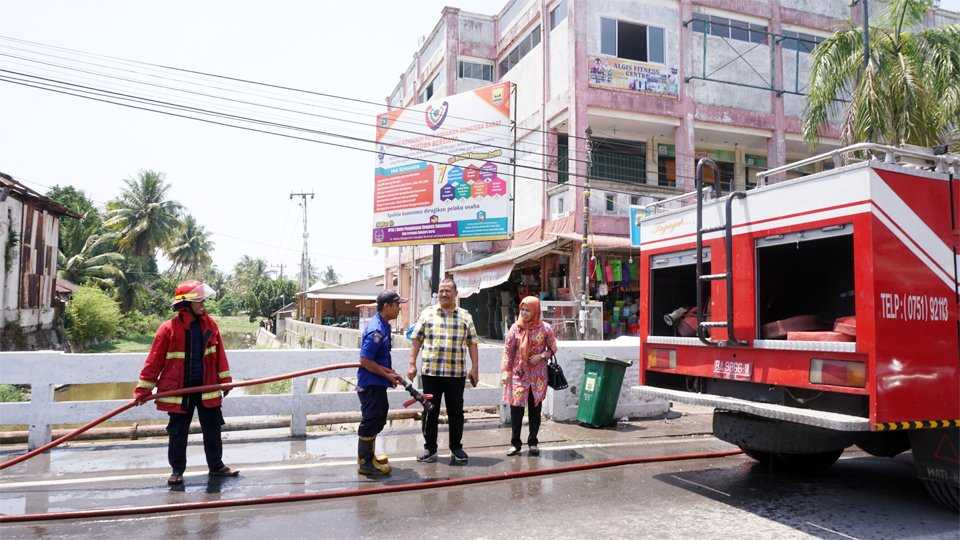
58, 233, 125, 288
803, 0, 960, 147
168, 215, 214, 278
104, 170, 183, 259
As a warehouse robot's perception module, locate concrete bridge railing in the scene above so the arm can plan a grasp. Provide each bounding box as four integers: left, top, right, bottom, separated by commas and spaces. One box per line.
0, 340, 665, 449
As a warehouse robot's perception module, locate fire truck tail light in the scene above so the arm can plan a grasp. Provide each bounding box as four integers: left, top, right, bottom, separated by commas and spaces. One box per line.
810, 359, 866, 387
648, 349, 677, 369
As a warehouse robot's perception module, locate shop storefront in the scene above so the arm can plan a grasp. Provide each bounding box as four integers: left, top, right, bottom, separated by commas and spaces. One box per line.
450, 239, 591, 340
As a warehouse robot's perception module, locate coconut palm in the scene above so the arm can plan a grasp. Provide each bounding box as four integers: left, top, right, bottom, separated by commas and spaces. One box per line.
103, 170, 183, 259
57, 232, 125, 288
803, 0, 960, 147
168, 215, 214, 278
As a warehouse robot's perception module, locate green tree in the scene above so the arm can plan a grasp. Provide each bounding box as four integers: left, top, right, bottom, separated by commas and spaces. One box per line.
168, 214, 214, 278
230, 255, 268, 308
57, 232, 125, 288
104, 170, 183, 259
46, 185, 102, 259
320, 265, 340, 286
244, 277, 297, 321
803, 0, 960, 147
65, 285, 121, 351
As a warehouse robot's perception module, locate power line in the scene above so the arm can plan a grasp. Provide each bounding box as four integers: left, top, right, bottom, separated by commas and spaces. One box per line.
0, 33, 678, 152
0, 69, 707, 193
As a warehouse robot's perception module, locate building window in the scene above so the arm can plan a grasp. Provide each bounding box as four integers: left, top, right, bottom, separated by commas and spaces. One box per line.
420, 75, 437, 103
600, 18, 665, 64
557, 196, 565, 214
744, 153, 766, 189
657, 144, 676, 187
630, 195, 641, 206
499, 25, 541, 77
781, 30, 823, 53
697, 151, 735, 193
605, 193, 616, 212
590, 138, 646, 185
550, 0, 567, 30
691, 14, 768, 45
458, 61, 493, 81
557, 134, 569, 184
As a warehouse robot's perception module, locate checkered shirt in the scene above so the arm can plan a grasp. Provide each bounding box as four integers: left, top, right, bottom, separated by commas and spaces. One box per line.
413, 305, 478, 377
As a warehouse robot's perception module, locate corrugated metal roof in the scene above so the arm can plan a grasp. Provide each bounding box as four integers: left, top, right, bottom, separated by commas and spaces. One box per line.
447, 239, 560, 273
302, 275, 382, 297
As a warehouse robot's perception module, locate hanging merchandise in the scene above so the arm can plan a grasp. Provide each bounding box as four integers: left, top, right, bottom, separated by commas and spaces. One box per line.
604, 260, 613, 283
594, 258, 603, 283
621, 260, 631, 287
630, 260, 639, 281
611, 259, 623, 282
598, 282, 609, 297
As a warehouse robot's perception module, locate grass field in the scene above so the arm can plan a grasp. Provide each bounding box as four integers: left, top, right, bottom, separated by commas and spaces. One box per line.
89, 315, 262, 353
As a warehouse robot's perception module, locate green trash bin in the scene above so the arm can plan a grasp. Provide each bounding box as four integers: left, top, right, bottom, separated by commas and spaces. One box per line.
576, 354, 633, 427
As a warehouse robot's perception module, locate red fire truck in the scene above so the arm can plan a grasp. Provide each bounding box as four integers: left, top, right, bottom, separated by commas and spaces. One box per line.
634, 143, 959, 510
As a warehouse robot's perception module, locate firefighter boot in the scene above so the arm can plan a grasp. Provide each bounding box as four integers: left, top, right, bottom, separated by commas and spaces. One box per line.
358, 436, 388, 477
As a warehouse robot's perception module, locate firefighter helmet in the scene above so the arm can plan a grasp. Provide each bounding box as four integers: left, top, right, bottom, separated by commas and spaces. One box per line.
171, 280, 217, 307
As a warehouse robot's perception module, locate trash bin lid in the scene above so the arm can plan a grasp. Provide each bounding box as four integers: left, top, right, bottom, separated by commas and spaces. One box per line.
582, 353, 633, 367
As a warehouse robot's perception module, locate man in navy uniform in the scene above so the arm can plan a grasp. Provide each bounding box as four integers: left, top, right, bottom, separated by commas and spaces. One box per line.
357, 290, 406, 476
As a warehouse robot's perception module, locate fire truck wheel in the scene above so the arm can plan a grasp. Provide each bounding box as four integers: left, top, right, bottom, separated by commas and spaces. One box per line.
855, 432, 910, 458
771, 449, 843, 473
920, 479, 959, 512
908, 428, 959, 512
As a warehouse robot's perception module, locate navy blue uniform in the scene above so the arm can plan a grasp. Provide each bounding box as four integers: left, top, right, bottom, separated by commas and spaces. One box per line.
357, 313, 392, 437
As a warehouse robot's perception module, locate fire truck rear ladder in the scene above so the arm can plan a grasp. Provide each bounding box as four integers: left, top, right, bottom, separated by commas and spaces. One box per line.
695, 158, 746, 347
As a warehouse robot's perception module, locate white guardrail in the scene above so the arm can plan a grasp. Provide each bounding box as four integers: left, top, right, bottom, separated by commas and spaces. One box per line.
1, 340, 662, 449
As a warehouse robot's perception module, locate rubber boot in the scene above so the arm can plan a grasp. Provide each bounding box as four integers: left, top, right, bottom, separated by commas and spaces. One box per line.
358, 436, 388, 477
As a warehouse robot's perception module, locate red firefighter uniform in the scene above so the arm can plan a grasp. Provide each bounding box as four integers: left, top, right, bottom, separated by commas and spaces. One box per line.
134, 311, 233, 411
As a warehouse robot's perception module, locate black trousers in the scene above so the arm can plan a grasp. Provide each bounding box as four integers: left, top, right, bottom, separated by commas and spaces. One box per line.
357, 386, 389, 438
167, 393, 225, 474
510, 390, 542, 448
421, 375, 465, 452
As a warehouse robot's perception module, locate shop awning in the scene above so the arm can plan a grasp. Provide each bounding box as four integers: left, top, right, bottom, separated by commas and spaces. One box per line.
552, 232, 633, 250
447, 239, 561, 298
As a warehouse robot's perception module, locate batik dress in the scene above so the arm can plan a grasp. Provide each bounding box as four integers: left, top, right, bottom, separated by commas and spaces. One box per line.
501, 322, 557, 407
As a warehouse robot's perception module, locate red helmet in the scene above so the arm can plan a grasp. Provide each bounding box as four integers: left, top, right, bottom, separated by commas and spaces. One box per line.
172, 280, 217, 307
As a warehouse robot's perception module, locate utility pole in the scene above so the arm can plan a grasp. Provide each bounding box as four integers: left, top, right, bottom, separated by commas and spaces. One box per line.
852, 0, 872, 142
579, 126, 595, 336
290, 191, 315, 292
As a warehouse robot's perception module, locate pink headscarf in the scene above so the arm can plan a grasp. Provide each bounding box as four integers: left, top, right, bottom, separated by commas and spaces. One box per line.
515, 296, 542, 364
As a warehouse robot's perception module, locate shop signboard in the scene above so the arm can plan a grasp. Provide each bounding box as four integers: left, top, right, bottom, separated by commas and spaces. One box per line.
372, 82, 515, 247
588, 56, 679, 97
629, 205, 647, 248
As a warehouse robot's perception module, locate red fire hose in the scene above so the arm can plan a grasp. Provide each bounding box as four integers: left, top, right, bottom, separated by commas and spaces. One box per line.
0, 362, 361, 471
0, 449, 741, 523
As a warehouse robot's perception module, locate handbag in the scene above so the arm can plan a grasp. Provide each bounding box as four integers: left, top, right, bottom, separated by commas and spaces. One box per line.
547, 354, 568, 390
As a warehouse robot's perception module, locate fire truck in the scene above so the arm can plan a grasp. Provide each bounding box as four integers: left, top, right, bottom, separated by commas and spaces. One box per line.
633, 143, 959, 510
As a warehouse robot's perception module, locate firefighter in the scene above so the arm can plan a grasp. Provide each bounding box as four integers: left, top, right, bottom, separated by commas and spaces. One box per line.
133, 280, 240, 486
357, 290, 406, 477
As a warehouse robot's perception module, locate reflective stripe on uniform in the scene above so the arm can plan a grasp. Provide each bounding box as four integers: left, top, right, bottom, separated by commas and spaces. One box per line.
218, 370, 231, 379
136, 379, 156, 390
156, 396, 183, 404
166, 352, 185, 360
204, 346, 217, 356
201, 391, 221, 400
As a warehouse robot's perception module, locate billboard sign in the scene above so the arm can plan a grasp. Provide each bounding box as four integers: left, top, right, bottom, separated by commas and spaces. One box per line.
588, 55, 679, 97
373, 82, 515, 247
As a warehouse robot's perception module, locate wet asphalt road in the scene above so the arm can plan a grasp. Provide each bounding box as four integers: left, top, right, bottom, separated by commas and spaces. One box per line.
1, 414, 958, 539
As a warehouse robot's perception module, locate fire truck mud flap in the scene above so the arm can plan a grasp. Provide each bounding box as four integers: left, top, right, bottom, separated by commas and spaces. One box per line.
909, 428, 960, 511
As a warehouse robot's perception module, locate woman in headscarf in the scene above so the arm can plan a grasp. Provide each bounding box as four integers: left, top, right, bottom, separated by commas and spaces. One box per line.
500, 296, 558, 456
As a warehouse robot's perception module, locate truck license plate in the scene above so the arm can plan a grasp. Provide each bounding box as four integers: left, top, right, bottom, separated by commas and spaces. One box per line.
713, 359, 752, 381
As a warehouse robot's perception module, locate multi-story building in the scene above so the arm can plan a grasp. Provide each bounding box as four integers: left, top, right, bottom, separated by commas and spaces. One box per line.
382, 0, 958, 339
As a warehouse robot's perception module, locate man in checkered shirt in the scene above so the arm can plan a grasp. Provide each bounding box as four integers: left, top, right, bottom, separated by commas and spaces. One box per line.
407, 277, 479, 464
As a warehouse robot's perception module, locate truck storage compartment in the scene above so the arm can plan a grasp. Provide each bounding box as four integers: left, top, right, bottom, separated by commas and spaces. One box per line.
650, 248, 711, 336
756, 225, 855, 340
